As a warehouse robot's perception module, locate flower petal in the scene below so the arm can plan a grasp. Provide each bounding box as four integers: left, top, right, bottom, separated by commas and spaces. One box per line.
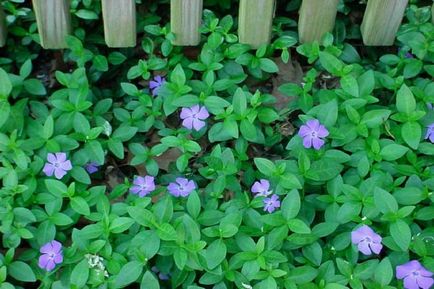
53, 253, 63, 264
60, 160, 72, 171
404, 275, 419, 289
180, 108, 192, 120
50, 240, 62, 253
54, 168, 67, 179
312, 137, 325, 150
369, 242, 382, 254
38, 254, 50, 269
317, 125, 329, 137
417, 276, 434, 289
182, 117, 194, 130
196, 106, 210, 120
357, 241, 372, 255
192, 119, 206, 131
306, 119, 320, 131
298, 125, 311, 137
302, 135, 313, 149
43, 163, 55, 177
47, 153, 57, 164
55, 152, 67, 163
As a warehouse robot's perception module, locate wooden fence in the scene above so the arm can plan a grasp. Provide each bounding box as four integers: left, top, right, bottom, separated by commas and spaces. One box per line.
0, 0, 429, 49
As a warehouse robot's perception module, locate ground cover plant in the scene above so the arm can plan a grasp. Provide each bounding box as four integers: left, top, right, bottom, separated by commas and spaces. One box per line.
0, 0, 433, 289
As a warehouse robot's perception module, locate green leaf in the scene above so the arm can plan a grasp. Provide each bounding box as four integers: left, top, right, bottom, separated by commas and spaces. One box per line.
254, 158, 276, 176
93, 55, 109, 72
380, 144, 408, 161
71, 259, 89, 287
374, 258, 393, 286
115, 261, 143, 288
86, 140, 105, 165
401, 121, 421, 149
171, 64, 186, 85
0, 101, 10, 128
341, 75, 359, 97
45, 179, 67, 197
71, 196, 90, 216
109, 217, 134, 233
141, 270, 160, 289
205, 239, 227, 270
361, 109, 391, 128
187, 191, 201, 219
259, 58, 279, 73
287, 219, 311, 234
75, 9, 99, 20
0, 68, 12, 99
287, 265, 318, 284
23, 79, 46, 95
319, 51, 343, 75
374, 187, 398, 213
390, 220, 411, 251
396, 84, 416, 114
232, 88, 247, 116
8, 261, 36, 282
281, 189, 301, 220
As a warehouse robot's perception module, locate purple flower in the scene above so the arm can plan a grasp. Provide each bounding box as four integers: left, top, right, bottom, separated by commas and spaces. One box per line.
263, 194, 280, 213
43, 153, 72, 179
298, 119, 329, 150
180, 105, 210, 131
251, 179, 272, 197
130, 176, 156, 197
425, 123, 434, 143
351, 225, 383, 255
149, 75, 165, 96
168, 177, 196, 197
427, 103, 433, 110
151, 266, 170, 280
405, 52, 414, 59
396, 260, 433, 289
85, 162, 99, 174
38, 240, 63, 271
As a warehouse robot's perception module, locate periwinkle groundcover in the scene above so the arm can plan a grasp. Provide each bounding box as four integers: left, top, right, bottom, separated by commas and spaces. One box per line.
0, 1, 433, 289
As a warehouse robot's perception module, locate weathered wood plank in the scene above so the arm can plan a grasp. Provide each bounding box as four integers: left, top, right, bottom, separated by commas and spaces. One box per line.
0, 7, 6, 47
32, 0, 71, 49
298, 0, 339, 43
238, 0, 275, 49
361, 0, 408, 46
170, 0, 203, 46
101, 0, 136, 48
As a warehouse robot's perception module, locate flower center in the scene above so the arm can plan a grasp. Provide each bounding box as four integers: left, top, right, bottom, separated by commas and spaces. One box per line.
412, 271, 420, 277
53, 162, 60, 168
48, 252, 56, 259
364, 237, 372, 243
178, 185, 185, 192
311, 131, 317, 138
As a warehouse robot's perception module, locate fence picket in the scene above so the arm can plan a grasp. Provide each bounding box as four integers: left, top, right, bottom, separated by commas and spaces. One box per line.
170, 0, 203, 46
32, 0, 71, 49
0, 7, 6, 47
298, 0, 339, 43
361, 0, 408, 46
238, 0, 275, 49
102, 0, 136, 48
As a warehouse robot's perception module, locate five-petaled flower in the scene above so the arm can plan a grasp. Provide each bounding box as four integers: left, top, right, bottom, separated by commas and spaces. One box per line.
180, 105, 210, 131
43, 152, 72, 179
85, 162, 99, 174
168, 178, 196, 197
38, 240, 63, 271
351, 225, 383, 255
149, 75, 165, 96
251, 179, 272, 197
298, 119, 329, 150
425, 123, 434, 143
130, 176, 156, 197
263, 194, 280, 213
396, 260, 433, 289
